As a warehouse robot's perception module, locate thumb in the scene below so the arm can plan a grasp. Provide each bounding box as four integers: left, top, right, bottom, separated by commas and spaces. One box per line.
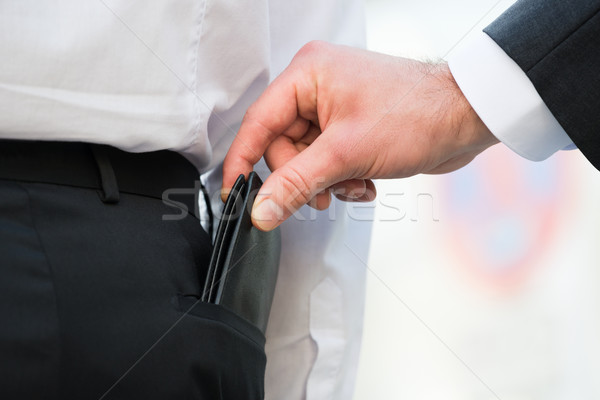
251, 134, 347, 231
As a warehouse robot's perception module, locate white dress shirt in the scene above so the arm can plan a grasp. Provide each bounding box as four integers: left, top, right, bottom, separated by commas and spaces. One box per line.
447, 30, 575, 160
0, 1, 372, 400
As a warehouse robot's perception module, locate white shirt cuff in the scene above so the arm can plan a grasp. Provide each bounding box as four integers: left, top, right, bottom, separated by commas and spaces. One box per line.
447, 31, 575, 161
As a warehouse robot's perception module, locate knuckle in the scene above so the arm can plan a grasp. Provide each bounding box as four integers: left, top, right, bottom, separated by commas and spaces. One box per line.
328, 144, 347, 165
242, 106, 259, 125
277, 166, 315, 209
241, 110, 274, 142
323, 139, 348, 171
296, 40, 328, 60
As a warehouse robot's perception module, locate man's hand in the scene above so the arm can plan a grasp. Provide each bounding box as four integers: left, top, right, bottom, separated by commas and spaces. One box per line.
223, 41, 498, 231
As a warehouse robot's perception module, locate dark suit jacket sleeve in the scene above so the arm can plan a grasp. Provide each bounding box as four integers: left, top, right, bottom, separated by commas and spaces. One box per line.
484, 0, 600, 169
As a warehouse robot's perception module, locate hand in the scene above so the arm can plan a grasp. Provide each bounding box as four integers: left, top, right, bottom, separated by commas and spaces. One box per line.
223, 41, 498, 231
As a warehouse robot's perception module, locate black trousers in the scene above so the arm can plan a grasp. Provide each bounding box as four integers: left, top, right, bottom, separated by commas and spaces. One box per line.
0, 141, 265, 399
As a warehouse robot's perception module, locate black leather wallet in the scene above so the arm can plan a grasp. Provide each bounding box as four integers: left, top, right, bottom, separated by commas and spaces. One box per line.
202, 172, 281, 334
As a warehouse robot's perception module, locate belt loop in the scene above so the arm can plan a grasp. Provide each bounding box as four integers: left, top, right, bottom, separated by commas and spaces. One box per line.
90, 144, 120, 204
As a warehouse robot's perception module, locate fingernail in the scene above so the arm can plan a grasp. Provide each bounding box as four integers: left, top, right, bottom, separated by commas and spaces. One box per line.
252, 198, 282, 231
220, 188, 230, 203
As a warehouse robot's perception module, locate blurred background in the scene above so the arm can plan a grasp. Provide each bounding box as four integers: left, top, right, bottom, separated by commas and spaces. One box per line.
353, 0, 600, 399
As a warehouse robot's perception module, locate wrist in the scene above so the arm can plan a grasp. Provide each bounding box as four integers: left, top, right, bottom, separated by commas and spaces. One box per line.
441, 63, 499, 152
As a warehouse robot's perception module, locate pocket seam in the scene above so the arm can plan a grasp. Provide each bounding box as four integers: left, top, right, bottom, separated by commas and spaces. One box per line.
175, 294, 266, 348
19, 182, 63, 396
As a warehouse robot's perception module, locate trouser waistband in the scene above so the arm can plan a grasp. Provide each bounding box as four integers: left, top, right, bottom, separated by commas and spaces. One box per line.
0, 140, 205, 221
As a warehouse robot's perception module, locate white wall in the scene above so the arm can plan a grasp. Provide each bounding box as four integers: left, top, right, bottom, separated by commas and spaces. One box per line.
354, 1, 600, 399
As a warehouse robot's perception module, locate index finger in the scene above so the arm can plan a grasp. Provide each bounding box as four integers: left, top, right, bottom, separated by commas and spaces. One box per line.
222, 68, 304, 196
